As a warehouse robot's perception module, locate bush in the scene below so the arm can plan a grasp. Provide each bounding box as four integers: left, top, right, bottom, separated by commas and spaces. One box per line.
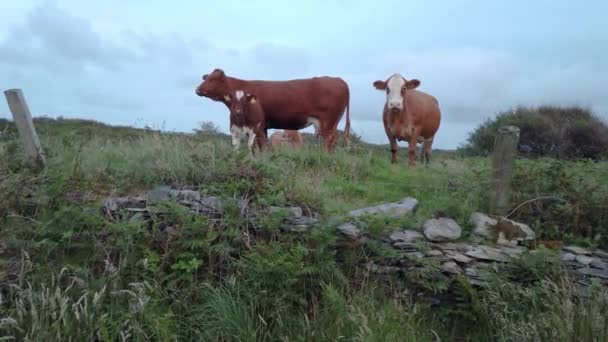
462, 105, 608, 160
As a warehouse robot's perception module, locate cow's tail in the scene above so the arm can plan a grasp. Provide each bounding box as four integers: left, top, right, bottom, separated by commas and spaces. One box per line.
344, 87, 351, 148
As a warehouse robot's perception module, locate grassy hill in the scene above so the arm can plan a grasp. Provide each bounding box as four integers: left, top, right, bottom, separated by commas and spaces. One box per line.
1, 117, 608, 340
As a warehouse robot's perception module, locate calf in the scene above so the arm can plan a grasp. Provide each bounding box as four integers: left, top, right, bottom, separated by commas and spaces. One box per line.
195, 68, 350, 152
226, 89, 267, 155
269, 130, 303, 150
372, 73, 441, 166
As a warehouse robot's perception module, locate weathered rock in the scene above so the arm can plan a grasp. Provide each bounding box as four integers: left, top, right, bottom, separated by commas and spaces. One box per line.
269, 206, 303, 219
365, 261, 400, 274
441, 261, 462, 275
406, 252, 425, 259
576, 255, 594, 266
470, 212, 497, 238
179, 190, 201, 202
426, 250, 444, 257
560, 252, 577, 262
348, 197, 418, 218
393, 242, 419, 252
592, 250, 608, 259
563, 246, 591, 255
436, 242, 471, 252
470, 213, 535, 242
147, 186, 172, 203
444, 250, 473, 264
465, 246, 508, 262
423, 218, 462, 242
390, 230, 424, 243
337, 223, 360, 239
590, 259, 608, 270
281, 216, 317, 233
499, 246, 527, 257
577, 267, 608, 279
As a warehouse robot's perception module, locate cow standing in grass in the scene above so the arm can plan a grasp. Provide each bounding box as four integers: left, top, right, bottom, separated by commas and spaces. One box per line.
225, 89, 267, 155
372, 73, 441, 166
195, 68, 351, 152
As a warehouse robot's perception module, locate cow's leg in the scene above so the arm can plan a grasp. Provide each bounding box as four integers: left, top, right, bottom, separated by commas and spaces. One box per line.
423, 136, 434, 165
247, 130, 257, 156
383, 122, 398, 163
408, 135, 417, 167
230, 127, 240, 151
256, 128, 267, 153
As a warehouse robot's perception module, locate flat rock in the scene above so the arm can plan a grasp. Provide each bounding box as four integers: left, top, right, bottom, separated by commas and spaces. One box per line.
170, 189, 201, 202
592, 250, 608, 259
500, 246, 527, 257
337, 223, 360, 239
393, 242, 419, 252
577, 267, 608, 279
470, 212, 498, 238
590, 259, 608, 270
576, 255, 594, 266
563, 246, 591, 255
365, 261, 400, 274
444, 250, 473, 264
269, 206, 303, 219
147, 186, 172, 203
390, 230, 424, 243
348, 197, 418, 218
465, 246, 508, 262
426, 250, 444, 257
435, 242, 471, 252
441, 261, 462, 275
470, 213, 535, 241
406, 252, 425, 259
560, 252, 577, 262
423, 218, 462, 242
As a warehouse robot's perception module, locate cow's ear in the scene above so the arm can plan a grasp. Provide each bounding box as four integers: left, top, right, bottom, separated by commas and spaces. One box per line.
202, 74, 208, 80
373, 80, 387, 90
246, 94, 257, 104
406, 79, 420, 89
213, 68, 225, 77
223, 94, 231, 102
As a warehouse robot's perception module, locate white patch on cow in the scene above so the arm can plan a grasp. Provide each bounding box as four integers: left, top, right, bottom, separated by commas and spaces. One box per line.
386, 73, 405, 112
306, 117, 320, 133
235, 90, 244, 101
230, 125, 255, 153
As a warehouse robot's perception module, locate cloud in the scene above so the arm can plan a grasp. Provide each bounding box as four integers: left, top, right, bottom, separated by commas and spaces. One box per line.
1, 1, 607, 150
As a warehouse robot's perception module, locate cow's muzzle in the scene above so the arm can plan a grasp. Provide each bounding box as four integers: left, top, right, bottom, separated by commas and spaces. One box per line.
390, 107, 401, 114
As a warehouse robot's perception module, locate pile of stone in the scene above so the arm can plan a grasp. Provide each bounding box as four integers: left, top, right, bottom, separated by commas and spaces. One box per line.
101, 186, 320, 232
336, 197, 608, 287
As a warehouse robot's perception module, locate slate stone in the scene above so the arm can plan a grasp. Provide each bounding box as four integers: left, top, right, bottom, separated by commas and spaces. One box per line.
337, 223, 360, 239
423, 218, 462, 242
390, 230, 424, 243
348, 197, 418, 218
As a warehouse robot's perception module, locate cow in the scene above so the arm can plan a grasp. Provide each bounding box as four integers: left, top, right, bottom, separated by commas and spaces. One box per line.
225, 89, 267, 155
195, 68, 351, 152
372, 73, 441, 166
269, 130, 303, 150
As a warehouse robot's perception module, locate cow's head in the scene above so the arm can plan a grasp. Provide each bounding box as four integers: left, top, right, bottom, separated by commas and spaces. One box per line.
225, 89, 258, 118
373, 73, 420, 113
195, 68, 231, 102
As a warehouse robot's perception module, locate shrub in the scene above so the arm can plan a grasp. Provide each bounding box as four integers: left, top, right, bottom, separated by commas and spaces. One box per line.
462, 105, 608, 160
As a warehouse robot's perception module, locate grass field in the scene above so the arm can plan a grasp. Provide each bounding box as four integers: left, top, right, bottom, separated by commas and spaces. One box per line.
1, 118, 608, 341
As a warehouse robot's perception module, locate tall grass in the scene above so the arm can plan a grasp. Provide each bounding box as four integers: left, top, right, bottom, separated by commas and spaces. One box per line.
1, 118, 608, 340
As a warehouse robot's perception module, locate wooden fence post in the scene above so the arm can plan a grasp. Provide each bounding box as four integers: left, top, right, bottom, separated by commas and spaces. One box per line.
3, 89, 46, 168
489, 125, 520, 216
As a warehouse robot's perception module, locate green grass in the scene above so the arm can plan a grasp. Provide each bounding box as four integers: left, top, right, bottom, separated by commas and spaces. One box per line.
1, 117, 608, 341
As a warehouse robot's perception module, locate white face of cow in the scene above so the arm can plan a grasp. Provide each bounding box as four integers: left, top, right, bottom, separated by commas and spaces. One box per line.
373, 73, 421, 113
386, 74, 406, 112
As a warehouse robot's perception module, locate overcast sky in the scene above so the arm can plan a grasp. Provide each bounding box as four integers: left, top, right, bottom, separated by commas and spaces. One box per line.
1, 0, 607, 148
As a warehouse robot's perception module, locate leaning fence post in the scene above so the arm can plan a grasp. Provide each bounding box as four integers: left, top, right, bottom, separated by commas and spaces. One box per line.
3, 89, 46, 168
489, 126, 520, 216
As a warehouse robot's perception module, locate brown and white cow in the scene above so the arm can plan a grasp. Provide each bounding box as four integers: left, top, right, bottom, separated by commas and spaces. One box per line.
225, 89, 267, 155
269, 130, 303, 150
373, 73, 441, 166
195, 68, 351, 152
